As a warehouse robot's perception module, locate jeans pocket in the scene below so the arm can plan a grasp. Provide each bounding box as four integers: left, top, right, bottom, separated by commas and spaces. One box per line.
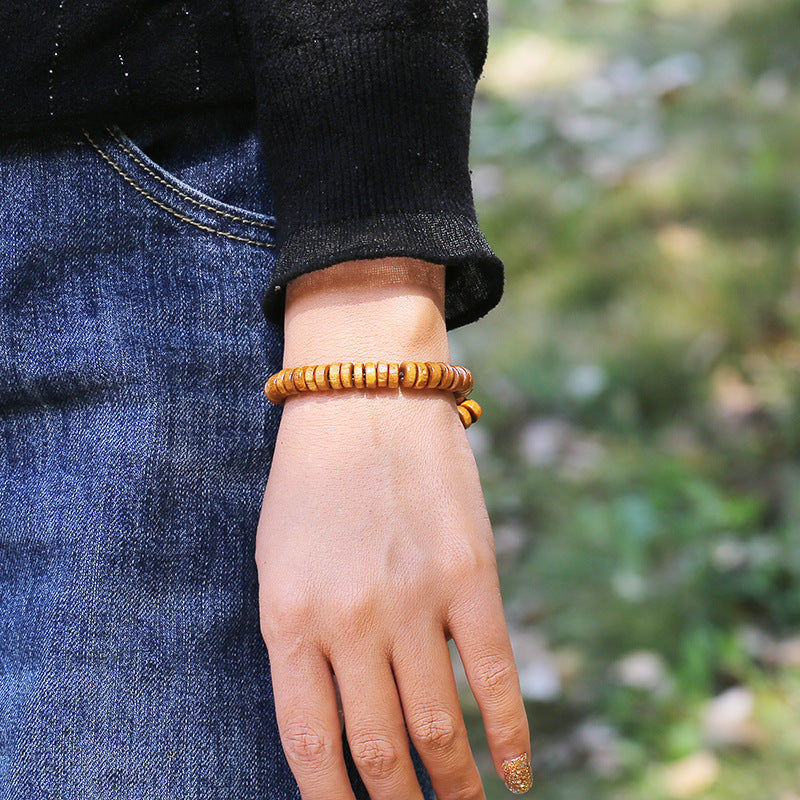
81, 107, 277, 250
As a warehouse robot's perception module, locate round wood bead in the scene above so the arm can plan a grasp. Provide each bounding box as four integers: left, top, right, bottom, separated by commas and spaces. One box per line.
400, 361, 417, 388
414, 361, 429, 388
457, 404, 473, 428
328, 363, 342, 390
376, 361, 389, 388
364, 362, 377, 389
314, 364, 329, 390
303, 365, 317, 390
426, 361, 443, 389
388, 362, 400, 388
340, 362, 354, 388
353, 362, 365, 389
459, 398, 482, 422
291, 367, 307, 392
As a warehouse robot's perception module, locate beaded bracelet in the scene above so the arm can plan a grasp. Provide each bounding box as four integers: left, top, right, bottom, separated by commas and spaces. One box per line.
263, 361, 482, 428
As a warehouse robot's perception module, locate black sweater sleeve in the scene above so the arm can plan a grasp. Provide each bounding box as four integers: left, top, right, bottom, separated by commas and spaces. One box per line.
0, 0, 504, 330
233, 0, 504, 331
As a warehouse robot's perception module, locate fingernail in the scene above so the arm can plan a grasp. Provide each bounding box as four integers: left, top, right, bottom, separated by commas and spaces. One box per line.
502, 753, 533, 794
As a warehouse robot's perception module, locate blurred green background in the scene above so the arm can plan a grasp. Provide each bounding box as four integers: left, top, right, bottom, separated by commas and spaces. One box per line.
452, 0, 800, 797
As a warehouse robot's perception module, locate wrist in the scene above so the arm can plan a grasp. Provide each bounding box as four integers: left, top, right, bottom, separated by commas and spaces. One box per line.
282, 257, 450, 365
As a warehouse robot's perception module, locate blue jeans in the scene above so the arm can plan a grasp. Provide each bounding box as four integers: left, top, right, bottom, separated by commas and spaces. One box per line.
0, 106, 434, 799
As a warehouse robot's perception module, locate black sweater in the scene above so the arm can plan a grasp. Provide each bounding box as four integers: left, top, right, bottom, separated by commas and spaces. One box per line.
0, 1, 503, 330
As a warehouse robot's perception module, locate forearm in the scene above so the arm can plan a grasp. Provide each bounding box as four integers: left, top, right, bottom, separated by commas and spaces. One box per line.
281, 257, 451, 366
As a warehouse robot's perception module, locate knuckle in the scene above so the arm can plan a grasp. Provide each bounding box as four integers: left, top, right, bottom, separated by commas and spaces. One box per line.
274, 595, 313, 628
444, 783, 485, 800
491, 718, 530, 746
261, 595, 313, 645
259, 618, 276, 649
472, 652, 517, 694
407, 706, 460, 752
336, 594, 374, 635
444, 545, 481, 581
281, 719, 335, 768
348, 731, 402, 779
442, 542, 496, 589
258, 609, 285, 649
259, 611, 299, 650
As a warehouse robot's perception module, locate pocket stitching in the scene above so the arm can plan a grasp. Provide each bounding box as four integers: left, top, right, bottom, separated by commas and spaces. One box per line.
82, 130, 276, 250
105, 126, 275, 230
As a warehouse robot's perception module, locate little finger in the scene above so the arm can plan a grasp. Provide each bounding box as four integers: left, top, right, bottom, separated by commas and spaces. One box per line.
450, 594, 532, 794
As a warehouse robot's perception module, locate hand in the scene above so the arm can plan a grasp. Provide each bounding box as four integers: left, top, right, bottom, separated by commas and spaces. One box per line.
255, 389, 531, 799
255, 257, 531, 799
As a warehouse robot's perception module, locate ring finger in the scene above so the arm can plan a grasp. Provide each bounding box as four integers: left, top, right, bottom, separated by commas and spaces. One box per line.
333, 649, 427, 800
393, 626, 486, 800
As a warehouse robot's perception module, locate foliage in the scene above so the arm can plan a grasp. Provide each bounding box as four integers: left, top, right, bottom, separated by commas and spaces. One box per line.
457, 0, 800, 796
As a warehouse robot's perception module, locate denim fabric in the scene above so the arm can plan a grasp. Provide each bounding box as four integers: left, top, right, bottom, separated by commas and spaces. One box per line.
0, 106, 435, 800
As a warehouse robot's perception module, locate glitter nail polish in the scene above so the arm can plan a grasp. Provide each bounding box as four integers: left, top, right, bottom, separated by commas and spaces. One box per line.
502, 753, 533, 794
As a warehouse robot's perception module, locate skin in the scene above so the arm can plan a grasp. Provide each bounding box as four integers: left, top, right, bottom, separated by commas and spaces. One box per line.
255, 257, 530, 799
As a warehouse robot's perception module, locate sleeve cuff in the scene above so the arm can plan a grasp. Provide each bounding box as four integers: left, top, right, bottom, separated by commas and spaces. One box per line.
248, 26, 502, 330
260, 210, 504, 331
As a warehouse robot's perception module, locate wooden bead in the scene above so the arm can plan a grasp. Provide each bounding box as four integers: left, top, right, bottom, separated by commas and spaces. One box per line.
264, 376, 281, 403
400, 361, 417, 388
457, 404, 473, 428
264, 360, 482, 427
314, 364, 329, 390
461, 366, 474, 394
328, 363, 342, 390
450, 365, 464, 391
426, 361, 443, 389
450, 365, 464, 394
414, 361, 429, 388
376, 361, 389, 388
436, 361, 448, 389
440, 364, 455, 391
280, 370, 297, 396
453, 365, 471, 394
291, 367, 307, 392
459, 398, 482, 422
